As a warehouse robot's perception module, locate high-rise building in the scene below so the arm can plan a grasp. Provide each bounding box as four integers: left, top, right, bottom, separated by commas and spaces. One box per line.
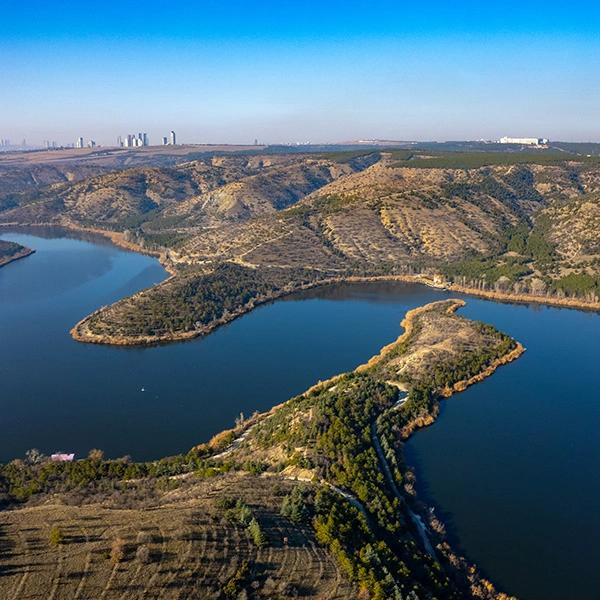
162, 136, 168, 145
88, 140, 96, 148
169, 130, 176, 145
76, 137, 84, 149
143, 133, 149, 147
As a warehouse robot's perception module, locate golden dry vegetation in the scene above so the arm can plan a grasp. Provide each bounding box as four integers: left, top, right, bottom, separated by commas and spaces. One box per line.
3, 149, 600, 344
0, 475, 354, 600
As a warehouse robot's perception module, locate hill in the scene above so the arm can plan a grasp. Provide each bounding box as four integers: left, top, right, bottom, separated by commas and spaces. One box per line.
0, 154, 374, 237
1, 148, 600, 344
45, 151, 599, 345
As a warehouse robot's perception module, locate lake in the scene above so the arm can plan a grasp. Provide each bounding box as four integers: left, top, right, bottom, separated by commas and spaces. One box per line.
1, 227, 599, 599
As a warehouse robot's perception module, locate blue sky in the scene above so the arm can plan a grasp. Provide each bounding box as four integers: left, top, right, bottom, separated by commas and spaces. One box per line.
1, 0, 599, 145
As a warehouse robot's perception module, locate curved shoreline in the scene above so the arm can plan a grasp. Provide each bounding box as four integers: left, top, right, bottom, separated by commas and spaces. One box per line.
209, 299, 523, 599
4, 223, 597, 345
0, 246, 35, 268
70, 273, 452, 346
69, 269, 600, 347
0, 221, 178, 276
358, 300, 524, 599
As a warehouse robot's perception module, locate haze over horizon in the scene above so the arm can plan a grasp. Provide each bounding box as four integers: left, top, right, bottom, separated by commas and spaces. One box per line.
2, 0, 599, 146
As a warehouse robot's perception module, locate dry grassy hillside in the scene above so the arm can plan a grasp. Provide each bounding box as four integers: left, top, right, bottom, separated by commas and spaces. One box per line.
0, 145, 265, 197
0, 163, 115, 198
0, 154, 368, 235
0, 475, 353, 600
177, 157, 589, 269
3, 150, 600, 344
60, 156, 600, 344
165, 158, 357, 224
543, 192, 600, 259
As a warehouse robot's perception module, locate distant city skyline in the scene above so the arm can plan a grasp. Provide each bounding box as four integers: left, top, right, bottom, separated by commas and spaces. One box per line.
0, 133, 560, 152
2, 0, 600, 145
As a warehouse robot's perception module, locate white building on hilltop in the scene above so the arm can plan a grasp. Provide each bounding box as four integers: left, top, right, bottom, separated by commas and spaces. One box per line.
499, 136, 549, 146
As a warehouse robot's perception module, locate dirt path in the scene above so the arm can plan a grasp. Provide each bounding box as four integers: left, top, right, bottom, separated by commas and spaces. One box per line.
371, 404, 437, 558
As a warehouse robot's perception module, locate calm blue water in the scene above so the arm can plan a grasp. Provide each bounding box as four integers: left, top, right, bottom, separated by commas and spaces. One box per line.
1, 228, 599, 599
0, 228, 444, 461
405, 299, 600, 600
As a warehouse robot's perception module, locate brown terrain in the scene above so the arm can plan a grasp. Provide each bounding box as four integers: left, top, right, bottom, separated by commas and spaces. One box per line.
2, 148, 594, 345
0, 145, 264, 192
0, 475, 353, 600
0, 147, 600, 344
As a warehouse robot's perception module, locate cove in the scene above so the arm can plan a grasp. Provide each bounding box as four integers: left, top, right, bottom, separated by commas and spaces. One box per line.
0, 227, 447, 461
1, 228, 599, 599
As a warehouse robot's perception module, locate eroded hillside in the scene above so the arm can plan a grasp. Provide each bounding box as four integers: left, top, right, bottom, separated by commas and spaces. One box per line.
2, 149, 600, 344
0, 154, 372, 233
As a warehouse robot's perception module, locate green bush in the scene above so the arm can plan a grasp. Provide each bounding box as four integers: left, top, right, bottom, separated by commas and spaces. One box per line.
48, 525, 64, 547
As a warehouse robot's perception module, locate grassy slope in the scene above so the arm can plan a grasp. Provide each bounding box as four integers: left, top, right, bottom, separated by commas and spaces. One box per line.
2, 148, 600, 344
60, 153, 600, 344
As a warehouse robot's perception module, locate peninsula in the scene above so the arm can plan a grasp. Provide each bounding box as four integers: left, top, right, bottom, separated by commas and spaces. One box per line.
0, 299, 522, 599
0, 239, 34, 268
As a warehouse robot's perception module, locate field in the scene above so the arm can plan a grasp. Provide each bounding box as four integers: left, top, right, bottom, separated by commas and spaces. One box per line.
0, 475, 353, 600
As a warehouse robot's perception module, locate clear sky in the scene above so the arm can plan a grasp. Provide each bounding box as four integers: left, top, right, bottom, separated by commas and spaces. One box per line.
1, 0, 599, 145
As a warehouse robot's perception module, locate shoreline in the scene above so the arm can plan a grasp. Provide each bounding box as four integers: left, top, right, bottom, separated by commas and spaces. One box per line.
0, 221, 178, 277
364, 300, 524, 599
444, 281, 600, 313
69, 273, 441, 346
2, 223, 597, 344
69, 270, 600, 347
0, 246, 35, 268
206, 299, 523, 600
